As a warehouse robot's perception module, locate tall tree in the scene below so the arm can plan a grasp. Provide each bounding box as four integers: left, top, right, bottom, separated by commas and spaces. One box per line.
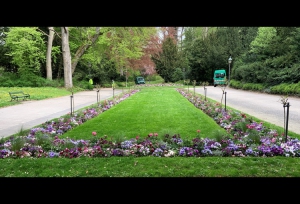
0, 27, 14, 72
46, 27, 54, 80
203, 27, 209, 39
123, 27, 159, 77
71, 27, 101, 75
106, 27, 156, 77
152, 37, 179, 82
4, 27, 46, 77
61, 27, 72, 88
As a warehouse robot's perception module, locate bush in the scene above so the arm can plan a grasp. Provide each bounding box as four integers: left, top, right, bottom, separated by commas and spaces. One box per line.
74, 80, 94, 90
44, 79, 64, 87
229, 80, 242, 89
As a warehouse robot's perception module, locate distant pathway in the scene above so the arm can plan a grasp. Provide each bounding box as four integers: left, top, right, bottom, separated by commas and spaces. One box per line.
193, 86, 300, 135
0, 88, 122, 138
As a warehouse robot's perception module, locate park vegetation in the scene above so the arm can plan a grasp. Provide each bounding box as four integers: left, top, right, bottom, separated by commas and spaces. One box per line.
1, 86, 300, 177
0, 27, 300, 97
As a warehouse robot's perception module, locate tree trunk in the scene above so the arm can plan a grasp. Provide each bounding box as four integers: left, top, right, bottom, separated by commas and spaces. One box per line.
46, 27, 54, 80
174, 27, 178, 44
71, 27, 101, 74
203, 27, 209, 40
179, 27, 184, 51
61, 27, 73, 88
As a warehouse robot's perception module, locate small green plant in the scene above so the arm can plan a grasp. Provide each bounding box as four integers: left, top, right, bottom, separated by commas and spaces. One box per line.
11, 137, 26, 151
114, 134, 126, 144
35, 132, 52, 146
15, 126, 29, 137
61, 139, 76, 149
182, 139, 193, 147
212, 130, 227, 142
247, 131, 261, 144
235, 121, 248, 133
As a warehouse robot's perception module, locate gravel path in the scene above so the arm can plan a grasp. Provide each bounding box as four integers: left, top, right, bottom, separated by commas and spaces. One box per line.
192, 86, 300, 135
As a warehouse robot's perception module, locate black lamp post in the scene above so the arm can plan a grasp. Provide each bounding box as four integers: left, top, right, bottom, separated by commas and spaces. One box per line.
228, 56, 232, 85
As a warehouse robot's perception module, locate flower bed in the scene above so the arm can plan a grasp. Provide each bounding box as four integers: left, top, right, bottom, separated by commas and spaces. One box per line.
1, 87, 300, 159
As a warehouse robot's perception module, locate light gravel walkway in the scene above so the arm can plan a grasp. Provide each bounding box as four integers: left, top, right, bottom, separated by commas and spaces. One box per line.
1, 86, 299, 139
0, 88, 122, 139
193, 86, 300, 135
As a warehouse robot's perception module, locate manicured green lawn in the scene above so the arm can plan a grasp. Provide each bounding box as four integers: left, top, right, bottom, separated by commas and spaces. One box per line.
1, 156, 300, 177
1, 86, 300, 177
62, 87, 226, 140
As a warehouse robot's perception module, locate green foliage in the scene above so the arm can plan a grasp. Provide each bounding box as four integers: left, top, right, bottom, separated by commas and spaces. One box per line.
247, 131, 261, 144
235, 121, 248, 132
2, 26, 300, 96
61, 140, 77, 150
172, 68, 184, 82
0, 73, 50, 87
152, 37, 183, 82
242, 83, 256, 90
74, 79, 94, 90
43, 79, 65, 87
145, 75, 164, 83
212, 130, 227, 143
35, 132, 52, 148
270, 82, 300, 95
235, 27, 300, 87
228, 79, 242, 89
250, 27, 277, 56
4, 27, 46, 76
181, 139, 193, 147
11, 137, 26, 151
184, 27, 251, 84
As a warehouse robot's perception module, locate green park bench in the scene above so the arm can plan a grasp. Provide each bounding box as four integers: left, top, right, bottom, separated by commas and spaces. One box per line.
9, 91, 30, 101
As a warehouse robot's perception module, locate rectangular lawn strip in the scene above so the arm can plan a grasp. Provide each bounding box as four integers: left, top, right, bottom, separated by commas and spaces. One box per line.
3, 86, 300, 177
1, 157, 300, 177
61, 86, 227, 140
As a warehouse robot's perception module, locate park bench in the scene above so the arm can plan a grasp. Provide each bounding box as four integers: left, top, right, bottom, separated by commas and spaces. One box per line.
9, 91, 30, 101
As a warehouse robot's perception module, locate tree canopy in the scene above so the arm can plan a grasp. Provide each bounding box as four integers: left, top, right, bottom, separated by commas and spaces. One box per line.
1, 26, 300, 88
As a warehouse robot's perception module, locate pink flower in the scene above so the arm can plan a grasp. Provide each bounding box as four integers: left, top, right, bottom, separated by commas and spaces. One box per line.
136, 136, 140, 140
154, 133, 158, 137
197, 130, 200, 133
92, 131, 97, 136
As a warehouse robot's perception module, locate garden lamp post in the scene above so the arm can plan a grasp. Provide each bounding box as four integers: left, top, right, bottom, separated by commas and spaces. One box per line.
228, 56, 232, 85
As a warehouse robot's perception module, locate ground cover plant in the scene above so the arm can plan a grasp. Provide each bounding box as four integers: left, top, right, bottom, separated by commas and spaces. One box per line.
1, 85, 300, 177
1, 86, 300, 158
